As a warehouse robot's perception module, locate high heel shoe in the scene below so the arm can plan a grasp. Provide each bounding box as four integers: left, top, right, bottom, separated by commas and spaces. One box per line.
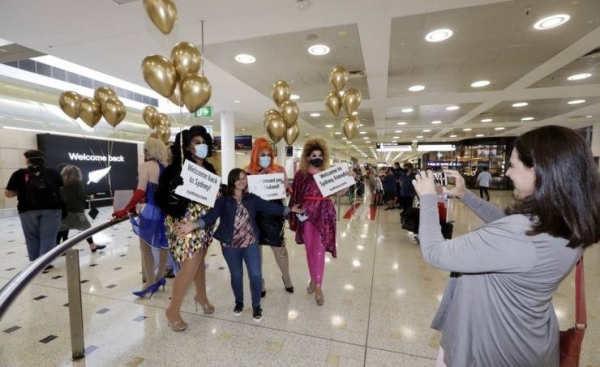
194, 296, 215, 314
156, 278, 166, 291
282, 276, 294, 293
90, 244, 106, 253
165, 311, 188, 332
132, 282, 160, 298
306, 281, 315, 294
315, 288, 324, 306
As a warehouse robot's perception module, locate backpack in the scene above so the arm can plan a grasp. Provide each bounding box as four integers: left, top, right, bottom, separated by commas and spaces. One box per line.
24, 168, 61, 209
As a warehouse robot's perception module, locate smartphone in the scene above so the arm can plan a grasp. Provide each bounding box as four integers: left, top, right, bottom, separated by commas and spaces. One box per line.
432, 171, 448, 186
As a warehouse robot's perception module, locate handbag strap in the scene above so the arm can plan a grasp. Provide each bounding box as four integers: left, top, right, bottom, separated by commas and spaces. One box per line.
574, 258, 586, 328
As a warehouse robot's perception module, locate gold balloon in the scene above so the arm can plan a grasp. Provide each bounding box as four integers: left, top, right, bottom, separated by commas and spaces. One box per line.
102, 97, 127, 128
149, 132, 158, 139
142, 106, 160, 129
265, 115, 286, 143
156, 126, 171, 143
271, 80, 291, 107
58, 91, 82, 119
341, 115, 360, 140
143, 0, 178, 35
78, 98, 102, 128
141, 54, 177, 98
94, 86, 117, 105
180, 73, 211, 113
168, 85, 185, 107
325, 91, 342, 116
284, 123, 300, 145
155, 113, 171, 130
279, 100, 299, 128
263, 109, 281, 127
329, 66, 349, 91
171, 42, 202, 81
342, 88, 362, 116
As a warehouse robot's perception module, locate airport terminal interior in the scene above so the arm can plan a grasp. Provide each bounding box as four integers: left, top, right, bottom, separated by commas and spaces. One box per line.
1, 0, 600, 366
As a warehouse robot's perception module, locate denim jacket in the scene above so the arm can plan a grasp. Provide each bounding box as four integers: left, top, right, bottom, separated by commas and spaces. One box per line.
198, 193, 290, 247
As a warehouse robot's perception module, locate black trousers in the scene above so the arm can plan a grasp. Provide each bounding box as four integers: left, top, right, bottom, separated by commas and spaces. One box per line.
479, 187, 490, 201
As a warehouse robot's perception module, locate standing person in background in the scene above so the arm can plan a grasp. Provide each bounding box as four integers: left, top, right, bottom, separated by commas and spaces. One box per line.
4, 150, 63, 271
113, 137, 169, 298
155, 125, 216, 332
477, 166, 492, 201
399, 163, 416, 213
374, 171, 384, 205
57, 165, 105, 252
176, 168, 304, 322
383, 168, 398, 210
245, 137, 294, 297
288, 137, 349, 306
412, 125, 600, 367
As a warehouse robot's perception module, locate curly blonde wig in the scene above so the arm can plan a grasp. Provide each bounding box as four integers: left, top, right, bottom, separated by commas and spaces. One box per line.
299, 137, 330, 172
144, 137, 168, 165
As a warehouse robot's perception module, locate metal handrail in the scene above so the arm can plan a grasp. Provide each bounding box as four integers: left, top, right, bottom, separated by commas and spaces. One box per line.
0, 216, 129, 359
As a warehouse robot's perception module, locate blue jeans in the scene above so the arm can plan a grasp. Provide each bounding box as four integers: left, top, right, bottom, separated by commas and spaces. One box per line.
221, 243, 262, 308
19, 209, 62, 261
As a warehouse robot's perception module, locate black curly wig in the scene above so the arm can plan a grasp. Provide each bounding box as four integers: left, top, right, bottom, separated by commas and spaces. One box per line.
170, 125, 215, 167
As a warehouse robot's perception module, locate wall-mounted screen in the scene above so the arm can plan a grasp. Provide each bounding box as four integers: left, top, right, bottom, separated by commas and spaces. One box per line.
213, 135, 252, 150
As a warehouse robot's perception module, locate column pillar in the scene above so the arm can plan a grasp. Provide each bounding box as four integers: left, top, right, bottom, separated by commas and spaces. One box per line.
591, 122, 600, 158
220, 111, 235, 181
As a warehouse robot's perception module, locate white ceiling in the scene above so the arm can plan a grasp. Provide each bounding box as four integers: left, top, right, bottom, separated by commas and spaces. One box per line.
0, 0, 599, 162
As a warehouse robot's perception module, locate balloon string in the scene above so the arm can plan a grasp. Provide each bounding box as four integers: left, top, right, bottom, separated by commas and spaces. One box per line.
200, 20, 205, 75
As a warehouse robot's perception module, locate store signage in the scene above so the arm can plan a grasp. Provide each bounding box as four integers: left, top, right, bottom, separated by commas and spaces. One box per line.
247, 173, 286, 200
314, 164, 355, 197
175, 160, 221, 207
376, 142, 413, 152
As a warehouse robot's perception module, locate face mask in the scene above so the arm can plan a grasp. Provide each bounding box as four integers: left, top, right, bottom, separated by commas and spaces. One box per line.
194, 144, 208, 159
309, 158, 323, 168
259, 156, 271, 169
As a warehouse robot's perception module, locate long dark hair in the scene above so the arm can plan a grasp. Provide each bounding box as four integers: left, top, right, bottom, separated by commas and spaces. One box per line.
505, 125, 600, 248
222, 168, 246, 196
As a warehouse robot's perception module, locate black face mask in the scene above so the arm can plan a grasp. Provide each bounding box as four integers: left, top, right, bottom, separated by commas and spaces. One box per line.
309, 158, 323, 168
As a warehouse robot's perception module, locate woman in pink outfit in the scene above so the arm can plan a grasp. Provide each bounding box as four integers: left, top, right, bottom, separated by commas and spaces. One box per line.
288, 137, 348, 305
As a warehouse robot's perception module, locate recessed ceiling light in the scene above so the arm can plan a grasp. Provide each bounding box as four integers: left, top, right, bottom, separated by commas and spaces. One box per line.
363, 137, 369, 139
310, 112, 321, 117
431, 120, 441, 124
568, 99, 586, 105
397, 122, 407, 125
567, 73, 592, 81
334, 132, 341, 135
462, 128, 472, 131
234, 54, 256, 64
586, 115, 593, 118
308, 44, 330, 55
533, 14, 570, 30
325, 124, 334, 128
394, 130, 402, 133
494, 127, 505, 131
366, 141, 371, 143
359, 131, 367, 134
359, 124, 364, 127
476, 134, 484, 137
481, 118, 493, 122
412, 140, 418, 142
423, 129, 431, 132
408, 85, 425, 92
401, 108, 414, 113
521, 117, 535, 121
234, 100, 240, 103
471, 80, 490, 88
342, 137, 347, 140
209, 119, 213, 122
449, 134, 457, 138
425, 29, 453, 42
392, 136, 400, 139
290, 94, 300, 100
416, 135, 423, 138
446, 106, 459, 111
512, 102, 528, 108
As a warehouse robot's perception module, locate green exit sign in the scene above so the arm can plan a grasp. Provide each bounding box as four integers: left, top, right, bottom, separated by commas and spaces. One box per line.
194, 106, 212, 117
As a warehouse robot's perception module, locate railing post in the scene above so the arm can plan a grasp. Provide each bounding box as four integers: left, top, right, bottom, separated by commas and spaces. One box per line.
65, 248, 85, 360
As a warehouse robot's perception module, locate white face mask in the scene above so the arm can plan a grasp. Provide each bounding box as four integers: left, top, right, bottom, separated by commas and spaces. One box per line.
194, 144, 208, 159
259, 156, 271, 169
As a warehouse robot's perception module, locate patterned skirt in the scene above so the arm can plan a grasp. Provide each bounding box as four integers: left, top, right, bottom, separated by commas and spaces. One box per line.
165, 202, 214, 263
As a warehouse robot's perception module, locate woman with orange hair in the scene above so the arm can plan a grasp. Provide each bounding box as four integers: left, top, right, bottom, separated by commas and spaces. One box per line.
245, 137, 294, 297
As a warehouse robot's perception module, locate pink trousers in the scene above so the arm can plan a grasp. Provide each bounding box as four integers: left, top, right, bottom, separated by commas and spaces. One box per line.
302, 221, 326, 287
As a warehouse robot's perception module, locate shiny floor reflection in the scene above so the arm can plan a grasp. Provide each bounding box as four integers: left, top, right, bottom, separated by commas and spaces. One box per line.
0, 190, 598, 366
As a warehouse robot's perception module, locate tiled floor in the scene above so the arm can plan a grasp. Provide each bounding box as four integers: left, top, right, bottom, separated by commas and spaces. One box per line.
0, 190, 599, 366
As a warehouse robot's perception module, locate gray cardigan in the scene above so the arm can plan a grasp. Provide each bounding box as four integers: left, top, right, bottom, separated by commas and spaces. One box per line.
418, 191, 583, 367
